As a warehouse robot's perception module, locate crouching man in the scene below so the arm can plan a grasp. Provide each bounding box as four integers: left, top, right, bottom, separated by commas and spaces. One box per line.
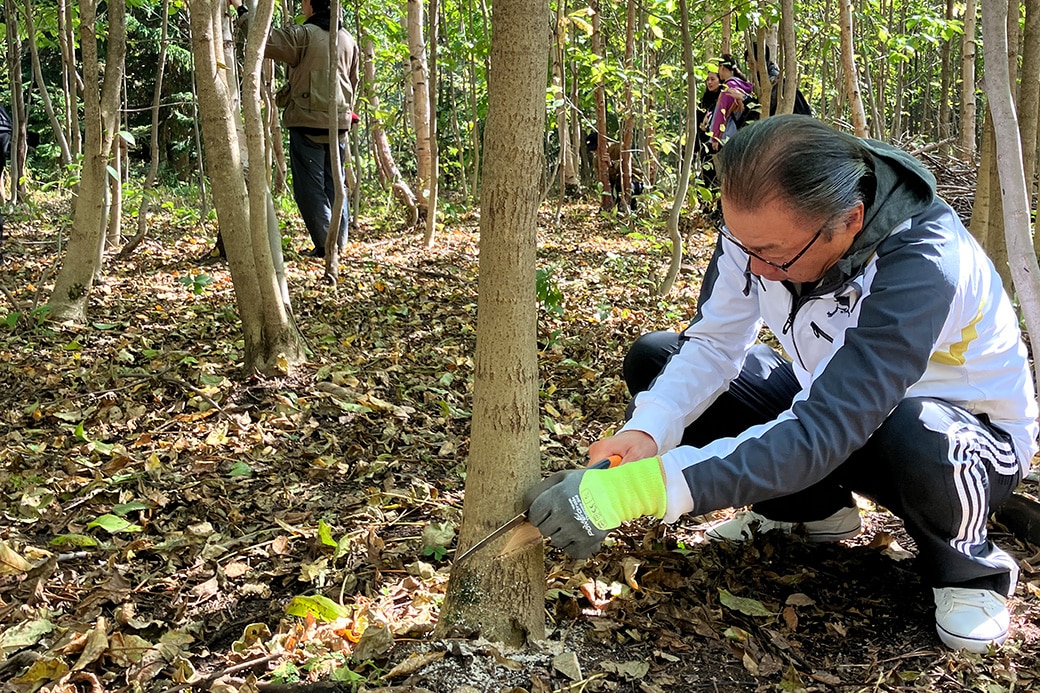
525, 115, 1038, 653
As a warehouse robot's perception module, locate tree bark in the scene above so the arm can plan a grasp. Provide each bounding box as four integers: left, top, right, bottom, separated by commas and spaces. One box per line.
591, 0, 612, 212
1019, 0, 1040, 206
120, 0, 171, 260
839, 0, 869, 137
187, 0, 304, 375
363, 40, 418, 228
658, 0, 696, 298
324, 0, 347, 281
777, 0, 798, 115
5, 0, 25, 202
407, 0, 432, 225
24, 0, 73, 166
437, 0, 548, 646
618, 0, 635, 214
423, 0, 440, 247
48, 0, 126, 322
958, 0, 978, 160
981, 0, 1040, 390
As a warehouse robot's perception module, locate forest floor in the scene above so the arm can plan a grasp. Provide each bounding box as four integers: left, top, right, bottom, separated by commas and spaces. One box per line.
0, 164, 1038, 693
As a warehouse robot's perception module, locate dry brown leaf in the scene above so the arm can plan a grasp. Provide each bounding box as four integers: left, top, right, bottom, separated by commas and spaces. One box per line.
382, 650, 445, 679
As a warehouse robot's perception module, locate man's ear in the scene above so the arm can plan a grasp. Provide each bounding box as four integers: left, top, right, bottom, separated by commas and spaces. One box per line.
843, 201, 866, 237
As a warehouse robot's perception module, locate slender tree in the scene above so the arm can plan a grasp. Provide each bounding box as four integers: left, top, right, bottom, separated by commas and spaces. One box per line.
437, 0, 549, 646
981, 0, 1040, 390
407, 0, 432, 227
657, 0, 696, 298
186, 0, 304, 375
958, 0, 978, 160
838, 0, 868, 137
47, 0, 127, 321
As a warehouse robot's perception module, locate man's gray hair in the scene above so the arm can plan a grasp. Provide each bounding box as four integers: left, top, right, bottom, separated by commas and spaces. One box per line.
716, 115, 876, 229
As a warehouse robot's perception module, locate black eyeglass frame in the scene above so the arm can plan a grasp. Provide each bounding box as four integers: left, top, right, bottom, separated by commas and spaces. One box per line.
719, 214, 837, 272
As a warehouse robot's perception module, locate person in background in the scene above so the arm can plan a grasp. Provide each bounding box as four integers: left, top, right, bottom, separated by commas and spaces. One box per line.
524, 115, 1038, 654
229, 0, 360, 258
708, 54, 754, 150
696, 71, 722, 188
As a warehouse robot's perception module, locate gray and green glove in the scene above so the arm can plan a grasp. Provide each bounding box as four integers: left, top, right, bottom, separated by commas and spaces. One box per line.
522, 457, 668, 559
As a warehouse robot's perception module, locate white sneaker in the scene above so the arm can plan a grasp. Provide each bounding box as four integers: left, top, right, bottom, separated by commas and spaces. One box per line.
933, 587, 1010, 652
704, 506, 862, 543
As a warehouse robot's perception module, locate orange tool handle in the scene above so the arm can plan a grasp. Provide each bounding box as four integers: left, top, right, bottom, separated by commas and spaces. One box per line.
589, 454, 623, 469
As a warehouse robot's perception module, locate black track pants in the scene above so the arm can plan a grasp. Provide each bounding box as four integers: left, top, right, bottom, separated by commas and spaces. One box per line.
624, 331, 1022, 594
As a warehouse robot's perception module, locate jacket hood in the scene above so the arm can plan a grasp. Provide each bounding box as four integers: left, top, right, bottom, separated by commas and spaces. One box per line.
726, 77, 754, 92
821, 138, 936, 286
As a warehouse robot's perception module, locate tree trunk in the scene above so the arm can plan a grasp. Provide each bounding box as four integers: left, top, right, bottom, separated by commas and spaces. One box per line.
721, 1, 732, 55
839, 0, 869, 137
554, 0, 578, 197
981, 0, 1040, 390
363, 40, 418, 227
658, 0, 696, 298
969, 115, 996, 251
25, 0, 73, 166
958, 0, 978, 160
437, 0, 549, 646
591, 1, 612, 212
423, 0, 440, 247
187, 0, 304, 375
107, 136, 126, 246
776, 0, 798, 115
57, 0, 81, 161
938, 0, 954, 155
1020, 0, 1040, 203
618, 0, 635, 214
407, 0, 432, 225
5, 0, 25, 203
120, 0, 171, 260
324, 0, 347, 281
48, 0, 126, 322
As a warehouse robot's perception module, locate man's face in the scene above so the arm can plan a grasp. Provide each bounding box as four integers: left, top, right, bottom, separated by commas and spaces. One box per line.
720, 197, 865, 283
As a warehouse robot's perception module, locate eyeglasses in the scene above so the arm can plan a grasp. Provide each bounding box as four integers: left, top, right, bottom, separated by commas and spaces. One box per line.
719, 215, 835, 272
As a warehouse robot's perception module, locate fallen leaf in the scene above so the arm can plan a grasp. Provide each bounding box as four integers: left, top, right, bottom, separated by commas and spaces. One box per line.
0, 541, 33, 574
719, 588, 774, 617
382, 650, 445, 679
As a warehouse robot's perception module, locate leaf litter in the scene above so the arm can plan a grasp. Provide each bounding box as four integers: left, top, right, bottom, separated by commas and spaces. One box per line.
0, 189, 1037, 693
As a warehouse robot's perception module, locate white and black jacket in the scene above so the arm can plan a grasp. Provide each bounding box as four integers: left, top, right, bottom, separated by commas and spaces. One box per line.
622, 141, 1039, 522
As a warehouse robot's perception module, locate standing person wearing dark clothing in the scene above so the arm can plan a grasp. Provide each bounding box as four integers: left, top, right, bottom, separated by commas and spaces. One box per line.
696, 71, 722, 189
230, 0, 360, 258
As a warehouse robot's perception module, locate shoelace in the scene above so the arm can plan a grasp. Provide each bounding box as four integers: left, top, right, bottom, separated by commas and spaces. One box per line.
937, 589, 1004, 615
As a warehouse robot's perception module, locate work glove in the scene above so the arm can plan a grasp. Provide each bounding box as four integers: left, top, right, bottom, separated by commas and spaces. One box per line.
523, 457, 668, 559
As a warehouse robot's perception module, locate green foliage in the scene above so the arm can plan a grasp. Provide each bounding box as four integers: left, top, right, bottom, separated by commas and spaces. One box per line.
178, 274, 214, 295
536, 266, 565, 317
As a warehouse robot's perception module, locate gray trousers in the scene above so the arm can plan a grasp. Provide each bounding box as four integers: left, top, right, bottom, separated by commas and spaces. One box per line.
624, 332, 1023, 595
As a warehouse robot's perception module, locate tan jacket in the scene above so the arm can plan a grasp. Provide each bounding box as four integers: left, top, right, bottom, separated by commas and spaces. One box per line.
264, 22, 360, 131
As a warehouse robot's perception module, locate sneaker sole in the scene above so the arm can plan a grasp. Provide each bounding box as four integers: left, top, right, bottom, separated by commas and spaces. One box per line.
936, 623, 1008, 653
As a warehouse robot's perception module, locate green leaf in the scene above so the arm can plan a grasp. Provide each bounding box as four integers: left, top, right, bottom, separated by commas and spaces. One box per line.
318, 519, 338, 548
87, 514, 144, 534
285, 594, 350, 622
112, 502, 151, 516
49, 534, 100, 548
91, 322, 119, 330
0, 618, 55, 651
229, 461, 253, 477
718, 588, 774, 617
